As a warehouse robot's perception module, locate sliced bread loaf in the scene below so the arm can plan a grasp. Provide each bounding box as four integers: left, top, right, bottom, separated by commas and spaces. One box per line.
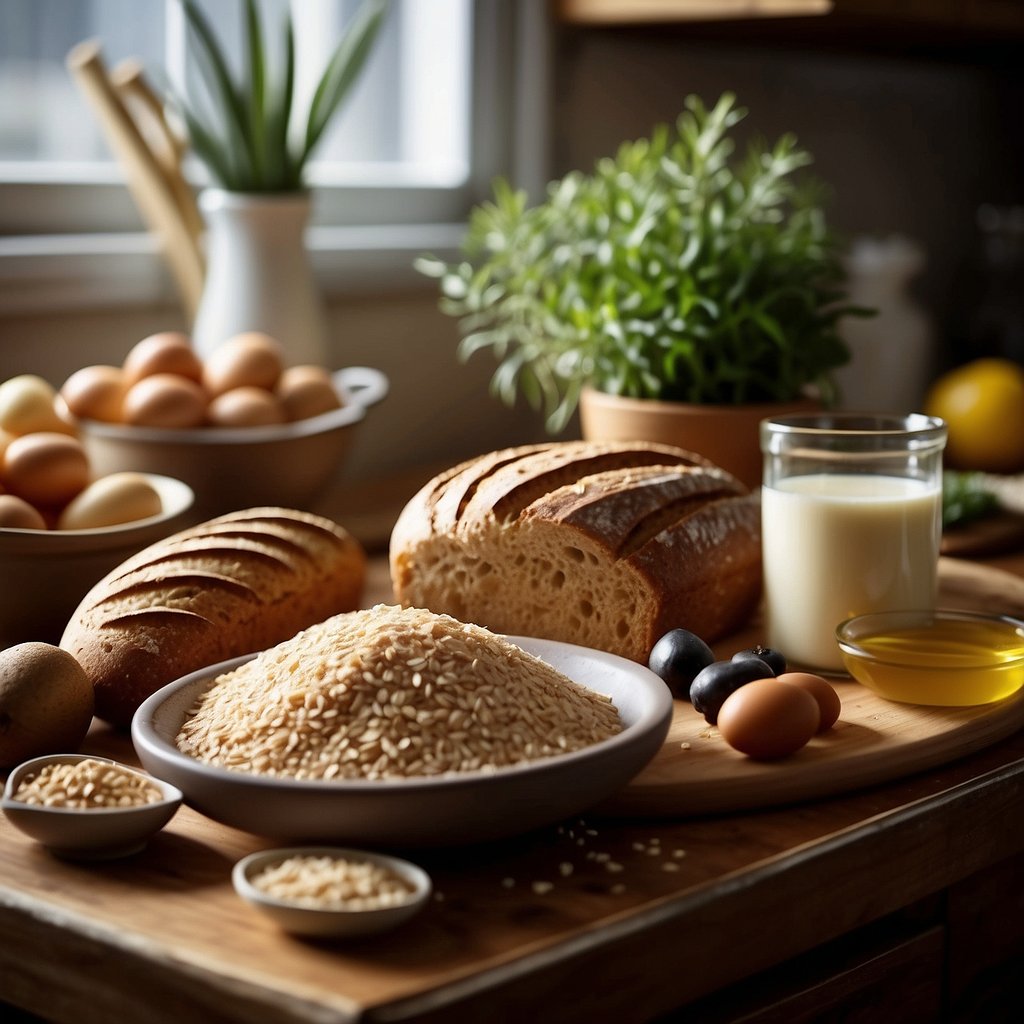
389, 441, 761, 663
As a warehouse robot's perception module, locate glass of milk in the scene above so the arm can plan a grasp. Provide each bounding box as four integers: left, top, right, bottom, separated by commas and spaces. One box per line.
760, 413, 947, 672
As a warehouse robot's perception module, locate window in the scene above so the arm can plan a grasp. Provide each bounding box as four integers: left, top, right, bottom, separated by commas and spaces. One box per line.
0, 0, 549, 311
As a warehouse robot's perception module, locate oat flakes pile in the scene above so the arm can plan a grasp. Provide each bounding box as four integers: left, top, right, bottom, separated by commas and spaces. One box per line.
175, 604, 621, 781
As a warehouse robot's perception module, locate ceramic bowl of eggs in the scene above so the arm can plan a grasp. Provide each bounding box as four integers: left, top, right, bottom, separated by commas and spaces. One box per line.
0, 373, 195, 646
61, 331, 389, 519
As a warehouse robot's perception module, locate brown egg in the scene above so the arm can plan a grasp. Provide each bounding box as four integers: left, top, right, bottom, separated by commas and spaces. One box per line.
207, 386, 287, 428
777, 672, 842, 732
59, 365, 127, 423
202, 332, 284, 397
122, 374, 208, 429
0, 374, 68, 436
2, 432, 90, 506
275, 365, 342, 421
0, 494, 47, 530
123, 331, 203, 385
58, 472, 163, 530
717, 679, 820, 760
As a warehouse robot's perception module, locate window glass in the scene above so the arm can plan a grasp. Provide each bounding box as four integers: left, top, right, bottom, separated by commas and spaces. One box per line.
0, 0, 470, 186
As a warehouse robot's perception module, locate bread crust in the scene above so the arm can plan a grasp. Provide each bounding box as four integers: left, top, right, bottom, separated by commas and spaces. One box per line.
390, 442, 761, 662
61, 507, 366, 726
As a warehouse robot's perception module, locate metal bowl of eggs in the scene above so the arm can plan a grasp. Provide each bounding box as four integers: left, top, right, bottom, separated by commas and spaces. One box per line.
62, 332, 389, 520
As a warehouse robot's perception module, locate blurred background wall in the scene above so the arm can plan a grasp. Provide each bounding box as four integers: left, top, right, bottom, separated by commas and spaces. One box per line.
1, 2, 1021, 484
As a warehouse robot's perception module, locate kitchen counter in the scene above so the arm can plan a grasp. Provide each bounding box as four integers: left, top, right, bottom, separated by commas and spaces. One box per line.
2, 551, 1024, 1023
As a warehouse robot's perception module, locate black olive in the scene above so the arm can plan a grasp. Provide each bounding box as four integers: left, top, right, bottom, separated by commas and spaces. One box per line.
732, 645, 787, 676
690, 657, 773, 725
647, 628, 715, 700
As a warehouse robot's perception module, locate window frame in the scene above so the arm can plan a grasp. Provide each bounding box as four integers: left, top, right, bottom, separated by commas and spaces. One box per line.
0, 0, 551, 315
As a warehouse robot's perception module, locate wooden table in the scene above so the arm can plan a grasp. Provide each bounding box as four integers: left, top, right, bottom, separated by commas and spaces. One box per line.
3, 550, 1024, 1023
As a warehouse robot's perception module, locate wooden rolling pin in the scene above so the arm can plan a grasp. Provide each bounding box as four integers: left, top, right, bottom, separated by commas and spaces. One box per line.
66, 39, 205, 318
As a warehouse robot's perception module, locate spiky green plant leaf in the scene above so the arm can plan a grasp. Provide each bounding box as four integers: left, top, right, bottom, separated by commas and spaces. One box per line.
170, 0, 388, 192
302, 0, 389, 166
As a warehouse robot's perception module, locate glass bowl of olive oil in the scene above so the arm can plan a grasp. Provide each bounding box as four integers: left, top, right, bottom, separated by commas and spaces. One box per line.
836, 609, 1024, 706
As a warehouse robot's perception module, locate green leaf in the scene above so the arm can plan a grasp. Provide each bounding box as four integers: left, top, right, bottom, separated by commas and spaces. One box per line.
244, 0, 266, 183
179, 103, 238, 189
180, 0, 255, 182
276, 16, 297, 187
301, 0, 389, 167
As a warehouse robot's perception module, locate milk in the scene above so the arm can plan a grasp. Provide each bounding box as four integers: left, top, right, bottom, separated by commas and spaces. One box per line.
761, 473, 942, 671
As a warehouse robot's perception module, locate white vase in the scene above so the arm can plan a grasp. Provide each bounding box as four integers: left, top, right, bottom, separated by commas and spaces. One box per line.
191, 189, 329, 364
835, 236, 934, 414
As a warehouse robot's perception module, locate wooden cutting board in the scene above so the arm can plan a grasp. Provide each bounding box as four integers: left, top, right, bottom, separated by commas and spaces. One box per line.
942, 511, 1024, 558
600, 558, 1024, 818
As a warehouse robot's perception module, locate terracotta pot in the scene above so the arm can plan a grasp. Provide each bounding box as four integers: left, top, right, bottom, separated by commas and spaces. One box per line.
578, 387, 821, 489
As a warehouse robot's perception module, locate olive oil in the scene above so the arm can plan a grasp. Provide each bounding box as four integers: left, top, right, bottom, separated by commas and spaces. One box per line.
840, 616, 1024, 706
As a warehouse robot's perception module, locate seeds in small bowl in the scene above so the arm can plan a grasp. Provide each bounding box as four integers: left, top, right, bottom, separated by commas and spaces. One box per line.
13, 757, 164, 809
251, 853, 417, 911
1, 754, 182, 859
232, 846, 432, 937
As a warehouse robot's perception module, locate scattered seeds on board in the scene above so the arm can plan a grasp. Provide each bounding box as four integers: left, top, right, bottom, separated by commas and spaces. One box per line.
488, 817, 689, 901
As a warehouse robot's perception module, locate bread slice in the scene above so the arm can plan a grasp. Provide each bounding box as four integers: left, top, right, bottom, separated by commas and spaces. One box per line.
61, 507, 366, 726
390, 441, 761, 662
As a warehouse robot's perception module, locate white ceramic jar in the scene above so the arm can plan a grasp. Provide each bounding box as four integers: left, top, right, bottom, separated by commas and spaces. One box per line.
191, 189, 329, 364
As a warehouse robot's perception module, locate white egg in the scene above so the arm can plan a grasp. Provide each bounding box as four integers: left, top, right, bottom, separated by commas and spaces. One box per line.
58, 472, 163, 530
0, 375, 69, 436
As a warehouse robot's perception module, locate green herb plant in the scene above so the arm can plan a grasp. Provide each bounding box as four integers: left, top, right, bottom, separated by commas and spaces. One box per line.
173, 0, 388, 192
418, 93, 858, 432
942, 470, 1000, 529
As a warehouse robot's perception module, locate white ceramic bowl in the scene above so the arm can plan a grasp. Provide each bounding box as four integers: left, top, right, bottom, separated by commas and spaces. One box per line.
132, 636, 673, 847
232, 846, 431, 938
73, 366, 388, 519
0, 473, 195, 646
1, 754, 183, 859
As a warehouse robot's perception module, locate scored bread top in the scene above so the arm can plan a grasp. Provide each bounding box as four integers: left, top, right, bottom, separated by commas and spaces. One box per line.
528, 463, 745, 557
62, 507, 366, 727
397, 441, 714, 546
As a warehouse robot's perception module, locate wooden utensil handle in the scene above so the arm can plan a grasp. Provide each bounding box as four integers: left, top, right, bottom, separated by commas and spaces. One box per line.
110, 58, 205, 246
66, 39, 205, 318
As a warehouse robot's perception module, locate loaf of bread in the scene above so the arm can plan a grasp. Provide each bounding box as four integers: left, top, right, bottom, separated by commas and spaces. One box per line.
390, 441, 761, 663
61, 507, 366, 726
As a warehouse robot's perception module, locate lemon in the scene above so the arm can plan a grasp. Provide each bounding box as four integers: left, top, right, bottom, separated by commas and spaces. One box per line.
924, 358, 1024, 473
